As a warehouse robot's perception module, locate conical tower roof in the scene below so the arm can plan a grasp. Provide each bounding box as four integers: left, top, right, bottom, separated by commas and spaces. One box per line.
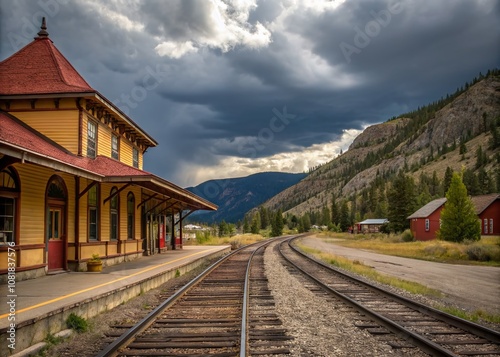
0, 17, 95, 96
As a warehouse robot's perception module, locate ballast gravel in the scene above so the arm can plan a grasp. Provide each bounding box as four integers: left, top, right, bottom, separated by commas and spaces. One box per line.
264, 241, 430, 356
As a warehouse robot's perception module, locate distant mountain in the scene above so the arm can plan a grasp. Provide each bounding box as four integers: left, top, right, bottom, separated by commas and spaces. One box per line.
186, 172, 307, 223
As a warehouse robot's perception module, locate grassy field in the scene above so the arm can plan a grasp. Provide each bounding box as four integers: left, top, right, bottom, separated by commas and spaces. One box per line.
314, 231, 500, 266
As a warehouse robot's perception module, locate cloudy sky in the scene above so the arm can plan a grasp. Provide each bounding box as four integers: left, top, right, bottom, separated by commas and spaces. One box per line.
0, 0, 498, 187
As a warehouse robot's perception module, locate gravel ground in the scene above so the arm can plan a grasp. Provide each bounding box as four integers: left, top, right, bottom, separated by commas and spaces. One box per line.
264, 241, 430, 357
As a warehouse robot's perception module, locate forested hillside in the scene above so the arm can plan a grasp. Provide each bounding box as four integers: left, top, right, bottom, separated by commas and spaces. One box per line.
247, 70, 500, 233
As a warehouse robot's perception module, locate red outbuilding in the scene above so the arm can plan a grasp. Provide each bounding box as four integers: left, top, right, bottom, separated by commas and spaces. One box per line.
407, 198, 446, 241
407, 194, 500, 241
471, 194, 500, 235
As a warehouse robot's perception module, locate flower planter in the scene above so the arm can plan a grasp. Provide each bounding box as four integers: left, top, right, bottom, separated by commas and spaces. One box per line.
87, 261, 102, 272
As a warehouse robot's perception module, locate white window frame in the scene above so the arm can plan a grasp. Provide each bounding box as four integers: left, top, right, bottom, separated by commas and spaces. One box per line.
111, 134, 119, 160
87, 120, 97, 158
132, 147, 139, 168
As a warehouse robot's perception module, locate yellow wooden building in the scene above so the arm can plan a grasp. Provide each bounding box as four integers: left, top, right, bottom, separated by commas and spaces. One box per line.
0, 19, 216, 281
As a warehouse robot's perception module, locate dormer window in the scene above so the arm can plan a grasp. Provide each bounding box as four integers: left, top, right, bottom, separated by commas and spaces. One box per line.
87, 120, 97, 158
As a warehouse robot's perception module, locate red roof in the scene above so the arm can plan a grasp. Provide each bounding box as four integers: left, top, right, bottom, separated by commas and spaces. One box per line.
0, 28, 94, 95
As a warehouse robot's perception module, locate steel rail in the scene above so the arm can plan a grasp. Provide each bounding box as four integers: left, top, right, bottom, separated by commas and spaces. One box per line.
287, 236, 500, 344
240, 244, 263, 357
240, 235, 296, 356
278, 237, 499, 357
96, 237, 283, 357
96, 243, 248, 357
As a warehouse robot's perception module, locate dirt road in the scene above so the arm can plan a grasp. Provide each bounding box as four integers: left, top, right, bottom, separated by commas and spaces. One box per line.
300, 236, 500, 315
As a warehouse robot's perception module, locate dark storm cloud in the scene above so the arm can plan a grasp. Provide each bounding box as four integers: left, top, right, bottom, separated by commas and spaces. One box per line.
0, 0, 498, 186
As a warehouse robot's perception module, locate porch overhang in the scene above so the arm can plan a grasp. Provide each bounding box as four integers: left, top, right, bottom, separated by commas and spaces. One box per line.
103, 175, 218, 212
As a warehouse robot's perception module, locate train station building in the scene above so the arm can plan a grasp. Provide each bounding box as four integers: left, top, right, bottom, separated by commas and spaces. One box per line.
0, 19, 217, 281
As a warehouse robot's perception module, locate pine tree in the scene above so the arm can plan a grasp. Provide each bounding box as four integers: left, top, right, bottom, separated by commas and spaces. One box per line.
443, 167, 453, 194
321, 206, 331, 226
259, 206, 269, 229
251, 212, 261, 234
437, 172, 481, 242
243, 216, 250, 233
271, 209, 284, 237
339, 201, 350, 232
301, 213, 311, 232
331, 193, 339, 225
463, 169, 480, 196
387, 171, 417, 232
459, 141, 467, 155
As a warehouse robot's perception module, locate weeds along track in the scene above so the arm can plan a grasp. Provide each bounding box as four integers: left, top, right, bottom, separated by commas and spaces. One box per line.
96, 237, 293, 357
278, 237, 500, 357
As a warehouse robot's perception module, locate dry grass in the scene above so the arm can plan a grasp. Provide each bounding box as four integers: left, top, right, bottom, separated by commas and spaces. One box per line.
185, 232, 266, 249
316, 232, 500, 266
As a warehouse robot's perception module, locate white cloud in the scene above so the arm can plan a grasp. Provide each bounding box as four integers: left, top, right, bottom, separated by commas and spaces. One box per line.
154, 0, 272, 58
85, 0, 145, 32
180, 127, 364, 186
155, 41, 198, 58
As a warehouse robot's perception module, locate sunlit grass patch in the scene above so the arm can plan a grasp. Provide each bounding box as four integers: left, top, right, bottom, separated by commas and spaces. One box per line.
190, 232, 265, 247
296, 243, 442, 298
435, 305, 500, 325
320, 233, 500, 265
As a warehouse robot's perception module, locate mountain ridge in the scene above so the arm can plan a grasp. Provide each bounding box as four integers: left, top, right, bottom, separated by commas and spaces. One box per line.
186, 171, 307, 223
258, 72, 500, 219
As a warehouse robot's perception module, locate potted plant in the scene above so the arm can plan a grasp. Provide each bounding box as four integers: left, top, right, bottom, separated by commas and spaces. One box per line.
87, 253, 102, 272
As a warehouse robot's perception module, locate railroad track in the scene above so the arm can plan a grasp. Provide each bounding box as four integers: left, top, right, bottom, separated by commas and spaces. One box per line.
278, 237, 500, 357
96, 238, 292, 357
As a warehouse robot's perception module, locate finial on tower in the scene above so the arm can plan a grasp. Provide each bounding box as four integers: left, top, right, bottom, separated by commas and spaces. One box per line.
36, 17, 49, 39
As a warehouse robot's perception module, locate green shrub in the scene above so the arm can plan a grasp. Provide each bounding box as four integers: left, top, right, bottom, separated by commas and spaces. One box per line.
401, 229, 414, 242
66, 313, 88, 333
195, 230, 211, 244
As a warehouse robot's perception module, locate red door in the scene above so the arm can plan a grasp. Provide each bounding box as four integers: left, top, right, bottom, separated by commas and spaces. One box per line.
48, 207, 65, 271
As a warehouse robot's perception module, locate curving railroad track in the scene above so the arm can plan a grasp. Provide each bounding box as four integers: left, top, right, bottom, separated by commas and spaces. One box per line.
278, 236, 500, 357
96, 237, 293, 357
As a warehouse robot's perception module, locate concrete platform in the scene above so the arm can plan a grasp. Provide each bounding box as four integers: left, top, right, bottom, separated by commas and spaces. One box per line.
0, 245, 230, 355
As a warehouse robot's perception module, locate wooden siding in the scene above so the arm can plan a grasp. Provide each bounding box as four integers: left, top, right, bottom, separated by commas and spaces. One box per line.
19, 247, 44, 266
81, 244, 106, 260
98, 125, 112, 158
120, 140, 134, 167
410, 207, 443, 241
120, 139, 143, 169
15, 165, 50, 246
0, 252, 12, 269
11, 110, 80, 154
